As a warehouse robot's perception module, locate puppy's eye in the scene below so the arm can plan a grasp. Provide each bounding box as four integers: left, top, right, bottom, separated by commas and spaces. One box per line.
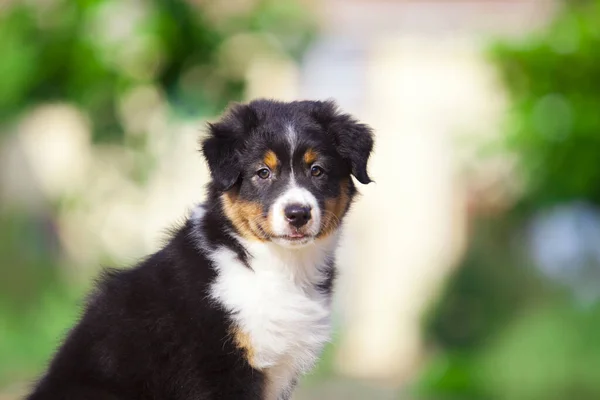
310, 165, 324, 177
257, 168, 271, 179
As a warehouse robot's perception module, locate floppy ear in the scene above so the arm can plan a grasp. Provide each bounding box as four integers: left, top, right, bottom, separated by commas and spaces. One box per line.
309, 100, 374, 184
201, 103, 258, 191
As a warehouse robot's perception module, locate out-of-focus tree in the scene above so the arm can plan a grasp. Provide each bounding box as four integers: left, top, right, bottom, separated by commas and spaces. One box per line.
490, 0, 600, 208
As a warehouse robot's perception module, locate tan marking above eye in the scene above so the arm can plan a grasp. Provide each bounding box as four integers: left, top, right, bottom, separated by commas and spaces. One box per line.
263, 150, 279, 171
303, 148, 318, 165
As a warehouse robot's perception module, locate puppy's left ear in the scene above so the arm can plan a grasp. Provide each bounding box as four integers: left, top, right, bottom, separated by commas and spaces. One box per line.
201, 103, 258, 191
309, 100, 374, 184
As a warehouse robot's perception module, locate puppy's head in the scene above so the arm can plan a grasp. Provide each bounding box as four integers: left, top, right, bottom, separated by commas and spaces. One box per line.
201, 99, 374, 248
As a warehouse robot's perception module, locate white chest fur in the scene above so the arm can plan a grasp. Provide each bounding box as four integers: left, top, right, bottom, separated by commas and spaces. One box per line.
208, 236, 338, 399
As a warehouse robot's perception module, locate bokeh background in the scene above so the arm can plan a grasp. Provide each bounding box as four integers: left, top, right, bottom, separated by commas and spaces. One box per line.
1, 0, 600, 399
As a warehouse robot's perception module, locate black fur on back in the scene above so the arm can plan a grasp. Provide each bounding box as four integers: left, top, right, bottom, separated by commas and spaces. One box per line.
27, 216, 264, 400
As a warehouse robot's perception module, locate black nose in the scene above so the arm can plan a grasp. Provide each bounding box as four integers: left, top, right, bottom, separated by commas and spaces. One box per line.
284, 204, 312, 228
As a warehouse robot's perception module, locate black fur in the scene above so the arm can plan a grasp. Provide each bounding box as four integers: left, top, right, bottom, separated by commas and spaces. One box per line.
27, 99, 373, 400
316, 258, 337, 296
202, 104, 259, 191
28, 219, 264, 400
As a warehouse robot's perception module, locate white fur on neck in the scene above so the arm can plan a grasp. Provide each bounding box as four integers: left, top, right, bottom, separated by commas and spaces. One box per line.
201, 213, 338, 399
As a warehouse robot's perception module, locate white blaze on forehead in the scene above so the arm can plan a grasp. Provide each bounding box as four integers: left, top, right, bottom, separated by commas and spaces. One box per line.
286, 123, 299, 183
286, 124, 297, 154
270, 184, 321, 236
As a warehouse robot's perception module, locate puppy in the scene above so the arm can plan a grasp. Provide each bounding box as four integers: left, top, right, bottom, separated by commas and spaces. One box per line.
27, 99, 374, 400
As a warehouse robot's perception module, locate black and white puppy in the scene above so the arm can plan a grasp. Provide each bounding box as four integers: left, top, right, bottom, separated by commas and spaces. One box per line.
27, 99, 374, 400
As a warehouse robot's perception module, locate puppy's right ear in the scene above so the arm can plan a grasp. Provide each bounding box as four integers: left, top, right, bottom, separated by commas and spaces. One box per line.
307, 100, 374, 184
201, 103, 257, 191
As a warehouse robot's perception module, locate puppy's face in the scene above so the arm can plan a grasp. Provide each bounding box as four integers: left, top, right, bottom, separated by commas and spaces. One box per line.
202, 100, 373, 248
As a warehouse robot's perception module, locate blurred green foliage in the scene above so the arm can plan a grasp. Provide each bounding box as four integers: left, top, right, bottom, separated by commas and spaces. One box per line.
479, 303, 600, 400
489, 0, 600, 208
0, 0, 314, 142
0, 210, 82, 387
421, 2, 600, 399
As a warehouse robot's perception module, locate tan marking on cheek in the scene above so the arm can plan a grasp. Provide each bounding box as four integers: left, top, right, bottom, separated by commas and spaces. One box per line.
221, 193, 271, 241
303, 148, 318, 165
320, 179, 352, 238
231, 328, 257, 368
263, 150, 279, 171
